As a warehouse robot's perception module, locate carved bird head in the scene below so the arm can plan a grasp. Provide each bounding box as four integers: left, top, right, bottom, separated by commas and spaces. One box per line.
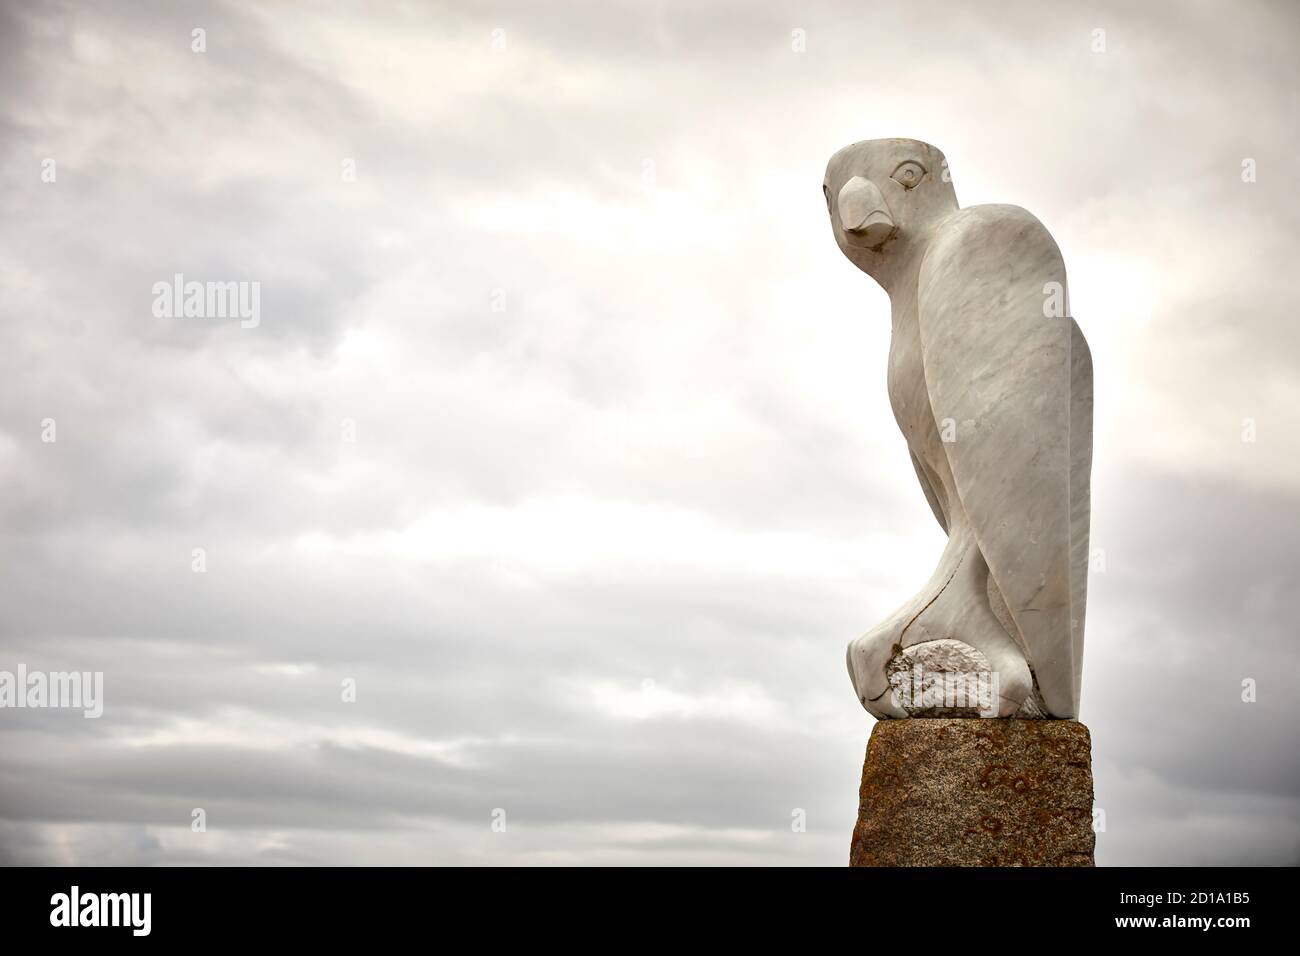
823, 138, 959, 287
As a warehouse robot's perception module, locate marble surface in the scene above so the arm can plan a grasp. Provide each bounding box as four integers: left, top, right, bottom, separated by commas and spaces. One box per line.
824, 139, 1092, 719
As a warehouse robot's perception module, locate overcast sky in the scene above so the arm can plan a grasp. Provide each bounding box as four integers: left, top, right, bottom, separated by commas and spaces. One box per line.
1, 0, 1297, 866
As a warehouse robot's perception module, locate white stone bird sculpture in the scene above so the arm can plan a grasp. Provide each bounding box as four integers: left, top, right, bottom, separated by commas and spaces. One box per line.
824, 138, 1092, 719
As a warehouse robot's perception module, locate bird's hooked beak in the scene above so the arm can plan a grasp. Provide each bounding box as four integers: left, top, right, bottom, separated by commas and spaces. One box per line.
838, 176, 895, 248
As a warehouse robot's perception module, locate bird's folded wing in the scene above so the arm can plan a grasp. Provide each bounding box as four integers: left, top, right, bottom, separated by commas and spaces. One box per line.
917, 204, 1078, 717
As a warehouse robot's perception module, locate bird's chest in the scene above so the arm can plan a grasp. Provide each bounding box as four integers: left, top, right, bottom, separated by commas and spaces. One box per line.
886, 318, 937, 447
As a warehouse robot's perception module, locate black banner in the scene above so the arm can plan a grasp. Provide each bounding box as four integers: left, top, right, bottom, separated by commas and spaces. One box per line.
0, 865, 1285, 942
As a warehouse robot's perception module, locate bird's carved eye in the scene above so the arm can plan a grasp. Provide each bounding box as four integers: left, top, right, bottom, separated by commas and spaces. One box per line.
823, 183, 833, 215
891, 161, 926, 189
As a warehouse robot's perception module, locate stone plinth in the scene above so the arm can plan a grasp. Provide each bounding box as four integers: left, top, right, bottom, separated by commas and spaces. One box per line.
850, 719, 1095, 866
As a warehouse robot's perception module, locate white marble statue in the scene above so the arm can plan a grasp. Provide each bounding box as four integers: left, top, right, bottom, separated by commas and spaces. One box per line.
824, 138, 1092, 719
